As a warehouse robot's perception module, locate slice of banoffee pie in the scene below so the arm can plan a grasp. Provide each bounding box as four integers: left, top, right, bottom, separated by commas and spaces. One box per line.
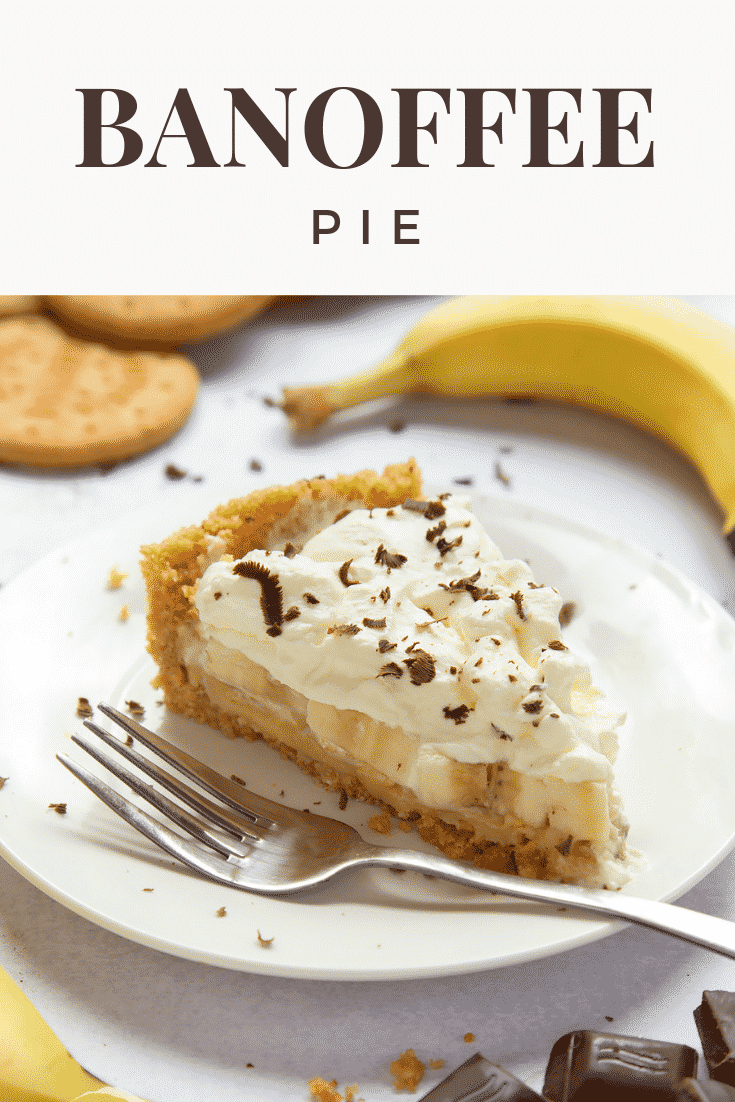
141, 460, 631, 889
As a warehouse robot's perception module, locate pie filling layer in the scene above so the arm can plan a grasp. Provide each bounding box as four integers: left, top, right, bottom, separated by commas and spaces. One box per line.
175, 490, 631, 889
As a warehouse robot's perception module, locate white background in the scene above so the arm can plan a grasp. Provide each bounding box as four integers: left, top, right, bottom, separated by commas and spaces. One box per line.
0, 0, 733, 291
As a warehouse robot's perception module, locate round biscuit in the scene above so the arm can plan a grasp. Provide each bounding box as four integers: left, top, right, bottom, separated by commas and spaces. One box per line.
43, 295, 275, 346
0, 315, 199, 468
0, 296, 41, 318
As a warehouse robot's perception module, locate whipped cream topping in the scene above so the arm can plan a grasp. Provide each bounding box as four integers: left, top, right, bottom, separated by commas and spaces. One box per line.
194, 496, 623, 784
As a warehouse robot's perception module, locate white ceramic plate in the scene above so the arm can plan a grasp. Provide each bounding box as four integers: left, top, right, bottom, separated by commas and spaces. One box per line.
2, 489, 735, 980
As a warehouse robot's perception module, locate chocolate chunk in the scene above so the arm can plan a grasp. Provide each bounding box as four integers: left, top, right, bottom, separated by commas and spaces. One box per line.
676, 1080, 735, 1100
417, 1053, 544, 1101
543, 1031, 698, 1100
695, 991, 735, 1085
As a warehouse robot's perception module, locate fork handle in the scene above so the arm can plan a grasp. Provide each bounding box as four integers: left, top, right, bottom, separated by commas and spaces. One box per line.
358, 847, 735, 960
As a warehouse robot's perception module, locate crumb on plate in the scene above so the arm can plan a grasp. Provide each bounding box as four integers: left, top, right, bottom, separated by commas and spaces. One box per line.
107, 566, 128, 590
367, 810, 392, 835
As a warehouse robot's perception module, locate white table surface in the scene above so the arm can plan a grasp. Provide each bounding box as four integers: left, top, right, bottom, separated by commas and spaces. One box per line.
2, 295, 735, 1101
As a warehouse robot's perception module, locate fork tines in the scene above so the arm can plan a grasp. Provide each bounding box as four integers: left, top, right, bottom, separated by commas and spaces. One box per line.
56, 703, 274, 863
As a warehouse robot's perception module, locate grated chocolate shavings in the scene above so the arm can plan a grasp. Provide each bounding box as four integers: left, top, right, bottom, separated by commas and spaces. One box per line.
492, 723, 512, 740
508, 674, 517, 682
76, 697, 93, 718
528, 581, 544, 589
333, 508, 351, 523
443, 704, 470, 725
379, 586, 391, 603
523, 698, 543, 714
378, 662, 403, 678
283, 606, 301, 621
436, 535, 463, 557
338, 559, 359, 587
283, 543, 297, 559
213, 591, 222, 600
511, 590, 526, 620
474, 657, 483, 667
438, 570, 494, 602
328, 623, 360, 636
403, 650, 436, 685
556, 835, 573, 856
378, 638, 397, 653
374, 544, 407, 570
559, 601, 576, 627
48, 802, 67, 814
494, 461, 511, 487
449, 666, 457, 675
232, 560, 283, 635
303, 592, 319, 605
424, 500, 446, 520
546, 637, 567, 650
550, 712, 560, 718
363, 617, 386, 629
425, 520, 446, 543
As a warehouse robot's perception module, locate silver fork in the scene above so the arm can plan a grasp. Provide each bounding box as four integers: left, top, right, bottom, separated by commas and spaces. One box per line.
57, 703, 735, 961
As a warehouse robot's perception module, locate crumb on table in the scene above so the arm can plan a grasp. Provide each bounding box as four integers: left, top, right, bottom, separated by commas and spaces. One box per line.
76, 697, 94, 718
48, 803, 67, 815
390, 1050, 425, 1092
257, 930, 274, 947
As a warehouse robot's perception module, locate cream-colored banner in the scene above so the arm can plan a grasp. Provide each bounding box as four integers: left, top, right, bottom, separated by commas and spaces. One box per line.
1, 0, 732, 291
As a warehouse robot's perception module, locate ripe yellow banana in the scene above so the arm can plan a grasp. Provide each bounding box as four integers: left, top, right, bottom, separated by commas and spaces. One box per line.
281, 296, 735, 537
0, 965, 151, 1102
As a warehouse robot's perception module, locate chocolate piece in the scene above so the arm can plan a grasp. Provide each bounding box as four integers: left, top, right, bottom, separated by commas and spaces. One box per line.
676, 1080, 735, 1100
543, 1030, 697, 1100
417, 1053, 543, 1101
695, 992, 735, 1086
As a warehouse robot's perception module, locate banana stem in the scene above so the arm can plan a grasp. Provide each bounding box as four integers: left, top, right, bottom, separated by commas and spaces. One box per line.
282, 349, 412, 431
